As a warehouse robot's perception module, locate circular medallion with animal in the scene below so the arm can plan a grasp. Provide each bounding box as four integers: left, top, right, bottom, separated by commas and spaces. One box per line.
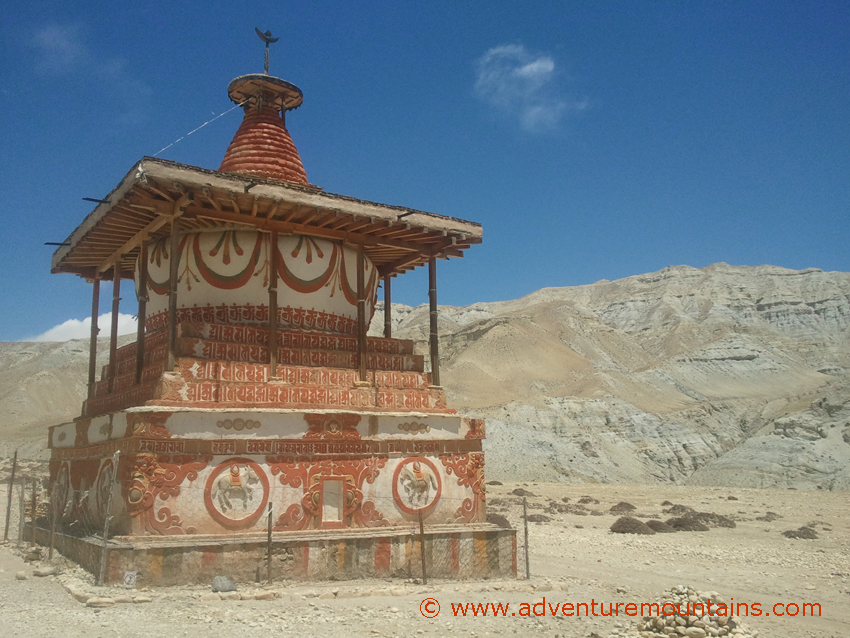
204, 458, 270, 529
392, 457, 442, 515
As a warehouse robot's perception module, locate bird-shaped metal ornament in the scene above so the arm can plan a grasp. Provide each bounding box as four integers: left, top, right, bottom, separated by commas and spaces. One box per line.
255, 28, 280, 74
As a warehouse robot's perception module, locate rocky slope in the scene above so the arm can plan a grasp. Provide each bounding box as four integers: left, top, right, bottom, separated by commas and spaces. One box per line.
372, 263, 850, 490
2, 263, 848, 489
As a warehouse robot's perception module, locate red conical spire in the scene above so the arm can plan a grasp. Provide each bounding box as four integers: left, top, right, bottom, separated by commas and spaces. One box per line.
219, 74, 309, 184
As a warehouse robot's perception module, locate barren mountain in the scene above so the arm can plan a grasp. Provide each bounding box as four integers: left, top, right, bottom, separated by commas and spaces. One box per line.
372, 263, 850, 490
2, 263, 849, 489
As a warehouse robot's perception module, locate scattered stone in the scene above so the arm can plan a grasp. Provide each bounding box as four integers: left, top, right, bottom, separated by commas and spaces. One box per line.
23, 548, 42, 562
318, 591, 336, 599
133, 596, 152, 603
546, 501, 590, 516
15, 571, 27, 580
512, 488, 536, 498
578, 495, 599, 505
645, 519, 677, 533
610, 517, 655, 535
200, 592, 221, 602
688, 511, 736, 528
782, 526, 818, 540
33, 566, 58, 577
254, 591, 276, 600
486, 480, 503, 485
631, 586, 758, 638
661, 500, 673, 506
486, 513, 512, 528
526, 513, 551, 523
113, 595, 134, 604
666, 517, 710, 532
212, 575, 237, 592
67, 587, 90, 603
609, 501, 637, 513
219, 591, 241, 601
756, 511, 781, 522
86, 597, 115, 608
727, 495, 739, 500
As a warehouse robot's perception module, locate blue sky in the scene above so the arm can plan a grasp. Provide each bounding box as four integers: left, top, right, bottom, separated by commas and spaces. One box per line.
1, 1, 848, 341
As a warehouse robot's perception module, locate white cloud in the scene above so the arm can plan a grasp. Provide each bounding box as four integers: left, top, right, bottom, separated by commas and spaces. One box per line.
27, 312, 138, 342
31, 23, 151, 127
32, 24, 88, 72
475, 44, 585, 133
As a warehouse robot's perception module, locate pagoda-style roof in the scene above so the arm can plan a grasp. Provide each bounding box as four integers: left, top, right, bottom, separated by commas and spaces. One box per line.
51, 157, 482, 280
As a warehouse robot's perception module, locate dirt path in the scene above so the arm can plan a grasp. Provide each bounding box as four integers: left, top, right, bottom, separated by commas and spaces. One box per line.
2, 483, 847, 638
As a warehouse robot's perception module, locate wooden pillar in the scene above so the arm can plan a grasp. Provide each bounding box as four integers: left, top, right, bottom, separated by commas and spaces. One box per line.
268, 231, 279, 378
356, 243, 368, 382
167, 218, 180, 370
135, 240, 148, 385
428, 256, 440, 386
383, 274, 392, 339
87, 275, 100, 399
107, 266, 121, 393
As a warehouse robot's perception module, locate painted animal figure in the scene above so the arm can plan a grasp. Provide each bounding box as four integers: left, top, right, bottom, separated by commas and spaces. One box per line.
212, 465, 260, 512
399, 461, 437, 508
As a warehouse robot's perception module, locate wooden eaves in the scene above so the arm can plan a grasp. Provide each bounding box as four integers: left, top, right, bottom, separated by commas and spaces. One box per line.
51, 157, 483, 280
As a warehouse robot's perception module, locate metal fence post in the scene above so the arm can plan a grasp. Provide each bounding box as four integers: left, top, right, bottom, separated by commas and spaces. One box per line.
3, 450, 17, 541
30, 479, 37, 545
49, 483, 58, 560
523, 496, 530, 579
266, 502, 273, 584
418, 509, 427, 585
17, 482, 25, 547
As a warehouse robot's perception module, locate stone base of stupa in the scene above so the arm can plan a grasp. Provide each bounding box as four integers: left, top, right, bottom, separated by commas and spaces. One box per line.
44, 305, 513, 584
28, 523, 516, 586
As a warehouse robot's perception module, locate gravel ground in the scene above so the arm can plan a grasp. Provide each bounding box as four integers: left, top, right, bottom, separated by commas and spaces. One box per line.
2, 482, 848, 638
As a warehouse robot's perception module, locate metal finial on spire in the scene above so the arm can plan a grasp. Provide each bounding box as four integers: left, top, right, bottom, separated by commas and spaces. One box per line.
255, 27, 280, 75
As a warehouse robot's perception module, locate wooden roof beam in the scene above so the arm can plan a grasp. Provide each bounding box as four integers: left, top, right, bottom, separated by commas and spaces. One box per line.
265, 200, 282, 219
96, 193, 191, 273
187, 207, 428, 254
202, 186, 223, 212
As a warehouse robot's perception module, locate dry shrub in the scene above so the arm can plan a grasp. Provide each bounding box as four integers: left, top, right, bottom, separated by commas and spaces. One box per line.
662, 503, 695, 516
690, 511, 736, 528
645, 519, 677, 533
782, 526, 818, 540
666, 516, 710, 532
610, 517, 656, 535
756, 511, 781, 522
610, 501, 637, 513
487, 513, 513, 529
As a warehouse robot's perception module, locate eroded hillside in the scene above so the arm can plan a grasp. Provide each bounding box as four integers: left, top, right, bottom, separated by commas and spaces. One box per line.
2, 263, 848, 489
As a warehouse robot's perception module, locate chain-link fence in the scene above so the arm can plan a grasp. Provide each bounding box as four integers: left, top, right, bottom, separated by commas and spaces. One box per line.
2, 476, 50, 547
